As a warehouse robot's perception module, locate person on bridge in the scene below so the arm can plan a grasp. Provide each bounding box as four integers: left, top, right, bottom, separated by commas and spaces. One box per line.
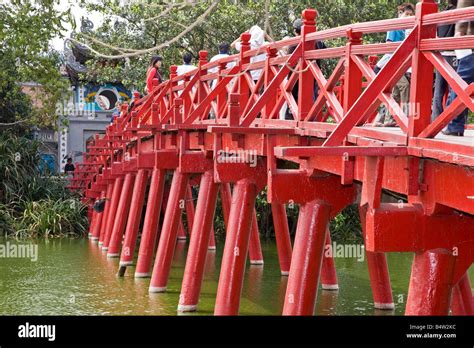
285, 18, 326, 120
176, 52, 196, 95
209, 43, 234, 71
209, 42, 236, 89
176, 52, 196, 76
443, 0, 473, 137
146, 55, 163, 94
431, 0, 458, 122
231, 25, 267, 84
374, 3, 415, 127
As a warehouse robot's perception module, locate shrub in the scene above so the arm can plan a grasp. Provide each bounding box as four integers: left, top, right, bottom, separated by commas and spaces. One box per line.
0, 131, 87, 238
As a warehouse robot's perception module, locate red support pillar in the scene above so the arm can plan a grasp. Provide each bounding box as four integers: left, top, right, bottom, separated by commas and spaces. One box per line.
177, 217, 187, 240
451, 273, 473, 316
98, 183, 114, 246
90, 190, 106, 241
271, 203, 292, 276
360, 206, 394, 309
102, 176, 124, 251
107, 173, 136, 257
119, 169, 149, 268
134, 168, 166, 278
186, 182, 216, 249
208, 222, 216, 250
249, 210, 264, 265
405, 249, 456, 315
320, 230, 338, 290
214, 179, 257, 315
221, 182, 262, 262
89, 209, 98, 239
149, 169, 189, 292
282, 200, 330, 316
185, 184, 195, 234
178, 170, 219, 312
220, 183, 232, 226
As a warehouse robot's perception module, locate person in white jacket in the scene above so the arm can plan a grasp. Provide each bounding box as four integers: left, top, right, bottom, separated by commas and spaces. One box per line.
209, 42, 236, 90
231, 25, 267, 83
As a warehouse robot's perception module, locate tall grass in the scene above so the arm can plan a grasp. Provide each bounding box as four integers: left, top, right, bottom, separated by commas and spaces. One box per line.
0, 131, 88, 238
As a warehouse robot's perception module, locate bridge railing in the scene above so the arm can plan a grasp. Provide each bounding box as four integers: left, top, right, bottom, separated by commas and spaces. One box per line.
108, 1, 472, 152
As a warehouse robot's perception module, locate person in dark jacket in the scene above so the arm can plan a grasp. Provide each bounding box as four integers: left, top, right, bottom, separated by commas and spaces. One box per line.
443, 0, 474, 136
431, 0, 458, 121
286, 18, 326, 120
64, 158, 75, 175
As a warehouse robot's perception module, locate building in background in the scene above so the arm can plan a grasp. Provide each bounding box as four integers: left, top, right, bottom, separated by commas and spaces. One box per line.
58, 33, 131, 173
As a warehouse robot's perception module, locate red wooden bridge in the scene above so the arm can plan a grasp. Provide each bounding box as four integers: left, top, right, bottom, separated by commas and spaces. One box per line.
70, 1, 474, 316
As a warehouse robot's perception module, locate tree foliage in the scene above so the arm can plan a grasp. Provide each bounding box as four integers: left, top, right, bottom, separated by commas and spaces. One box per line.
76, 0, 419, 92
0, 0, 73, 128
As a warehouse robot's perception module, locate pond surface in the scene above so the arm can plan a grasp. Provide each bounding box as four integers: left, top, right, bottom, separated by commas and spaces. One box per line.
0, 238, 471, 315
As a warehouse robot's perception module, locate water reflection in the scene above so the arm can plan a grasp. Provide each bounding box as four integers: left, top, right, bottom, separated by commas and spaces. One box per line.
204, 250, 216, 277
1, 238, 464, 316
246, 265, 264, 300
316, 289, 339, 315
278, 275, 289, 314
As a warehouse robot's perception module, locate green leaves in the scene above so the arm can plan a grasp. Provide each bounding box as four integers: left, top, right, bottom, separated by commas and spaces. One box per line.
0, 0, 73, 128
0, 132, 87, 238
75, 0, 399, 92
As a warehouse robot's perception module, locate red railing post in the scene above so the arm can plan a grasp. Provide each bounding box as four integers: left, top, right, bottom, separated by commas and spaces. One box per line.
183, 74, 192, 118
344, 29, 363, 114
228, 93, 240, 127
408, 0, 438, 137
238, 32, 251, 113
169, 65, 178, 111
198, 50, 208, 120
174, 98, 183, 125
298, 9, 317, 121
216, 60, 228, 118
264, 47, 278, 118
151, 102, 159, 126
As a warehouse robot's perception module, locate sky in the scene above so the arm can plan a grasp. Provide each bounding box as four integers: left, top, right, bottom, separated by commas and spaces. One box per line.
51, 0, 104, 52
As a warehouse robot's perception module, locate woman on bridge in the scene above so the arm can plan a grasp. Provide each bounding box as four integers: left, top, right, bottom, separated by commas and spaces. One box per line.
146, 55, 163, 94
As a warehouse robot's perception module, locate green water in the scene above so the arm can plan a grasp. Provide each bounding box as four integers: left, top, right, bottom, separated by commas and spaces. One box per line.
0, 238, 470, 315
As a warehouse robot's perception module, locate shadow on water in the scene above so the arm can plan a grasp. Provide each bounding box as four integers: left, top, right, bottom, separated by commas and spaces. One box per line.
0, 238, 471, 315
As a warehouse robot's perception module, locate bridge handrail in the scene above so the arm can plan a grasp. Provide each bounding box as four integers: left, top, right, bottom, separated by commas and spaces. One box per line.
79, 1, 474, 190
